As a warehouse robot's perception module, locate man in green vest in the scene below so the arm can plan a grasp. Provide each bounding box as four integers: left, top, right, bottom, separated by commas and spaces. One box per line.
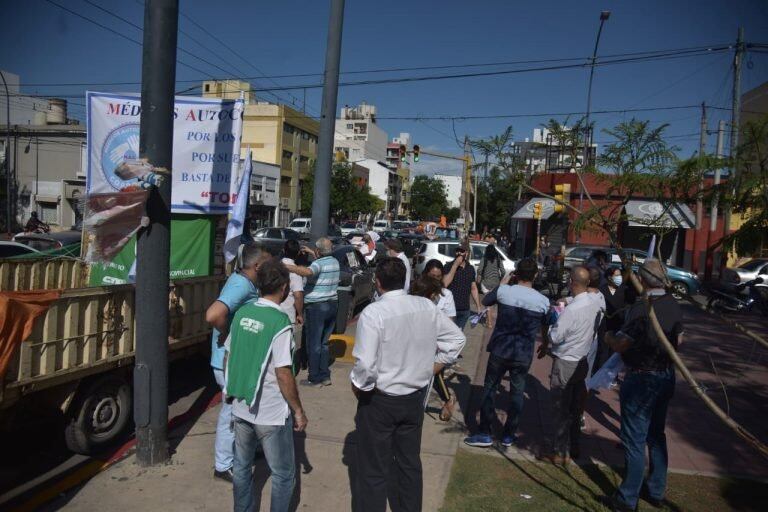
225, 259, 308, 512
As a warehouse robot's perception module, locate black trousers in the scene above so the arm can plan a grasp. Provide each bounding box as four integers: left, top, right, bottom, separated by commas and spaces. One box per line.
354, 389, 426, 512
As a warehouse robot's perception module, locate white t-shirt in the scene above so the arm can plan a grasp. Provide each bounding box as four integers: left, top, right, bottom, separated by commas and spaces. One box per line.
437, 289, 457, 318
227, 299, 294, 426
280, 257, 305, 324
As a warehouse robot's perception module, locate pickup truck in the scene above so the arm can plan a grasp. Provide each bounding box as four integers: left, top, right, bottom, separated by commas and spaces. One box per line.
1, 275, 221, 455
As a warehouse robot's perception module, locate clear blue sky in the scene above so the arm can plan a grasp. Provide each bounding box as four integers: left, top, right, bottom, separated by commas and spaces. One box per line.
3, 0, 768, 176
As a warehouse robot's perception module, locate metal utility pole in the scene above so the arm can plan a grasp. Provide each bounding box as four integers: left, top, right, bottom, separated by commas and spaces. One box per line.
1, 70, 11, 234
311, 0, 345, 241
134, 0, 178, 467
692, 102, 707, 275
723, 27, 744, 241
579, 10, 611, 216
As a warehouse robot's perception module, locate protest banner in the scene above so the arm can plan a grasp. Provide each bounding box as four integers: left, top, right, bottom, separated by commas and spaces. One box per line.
86, 92, 244, 214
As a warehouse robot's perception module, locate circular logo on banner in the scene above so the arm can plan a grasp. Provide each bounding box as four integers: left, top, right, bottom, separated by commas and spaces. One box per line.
100, 123, 140, 190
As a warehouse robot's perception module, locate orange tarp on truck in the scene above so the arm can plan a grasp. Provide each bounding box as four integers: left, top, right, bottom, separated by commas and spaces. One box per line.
0, 289, 62, 380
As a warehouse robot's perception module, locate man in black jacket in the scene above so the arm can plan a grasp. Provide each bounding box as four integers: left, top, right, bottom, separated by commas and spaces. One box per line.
602, 259, 683, 512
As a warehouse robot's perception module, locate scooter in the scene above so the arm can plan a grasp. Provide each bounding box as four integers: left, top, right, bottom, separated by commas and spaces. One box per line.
707, 277, 768, 316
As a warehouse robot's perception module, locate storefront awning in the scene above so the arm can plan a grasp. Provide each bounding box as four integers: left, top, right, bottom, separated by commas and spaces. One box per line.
624, 200, 695, 229
511, 197, 557, 220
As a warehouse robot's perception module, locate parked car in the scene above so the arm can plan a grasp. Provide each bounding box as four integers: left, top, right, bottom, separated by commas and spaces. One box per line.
602, 248, 701, 299
329, 246, 376, 333
12, 230, 82, 252
0, 241, 41, 258
372, 219, 389, 232
250, 227, 302, 255
288, 217, 312, 235
340, 221, 365, 236
414, 240, 516, 276
721, 258, 768, 291
563, 245, 608, 269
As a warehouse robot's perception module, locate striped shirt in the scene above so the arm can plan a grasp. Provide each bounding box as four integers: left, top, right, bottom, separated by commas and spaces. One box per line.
304, 255, 340, 304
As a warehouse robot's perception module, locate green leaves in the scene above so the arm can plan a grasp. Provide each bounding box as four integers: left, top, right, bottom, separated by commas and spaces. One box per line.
301, 163, 383, 219
409, 175, 448, 220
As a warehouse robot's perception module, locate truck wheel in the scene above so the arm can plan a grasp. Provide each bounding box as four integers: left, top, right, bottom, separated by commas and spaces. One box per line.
65, 377, 132, 455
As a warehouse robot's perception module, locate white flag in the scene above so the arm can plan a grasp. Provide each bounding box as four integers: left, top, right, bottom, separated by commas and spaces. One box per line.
646, 234, 656, 259
224, 148, 252, 263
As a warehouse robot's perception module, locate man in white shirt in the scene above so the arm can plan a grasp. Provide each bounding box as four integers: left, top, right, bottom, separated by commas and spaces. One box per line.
385, 238, 412, 291
350, 258, 466, 512
280, 239, 305, 326
225, 260, 308, 512
536, 265, 602, 464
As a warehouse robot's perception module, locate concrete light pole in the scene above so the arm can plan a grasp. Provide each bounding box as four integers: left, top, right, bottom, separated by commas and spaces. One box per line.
311, 0, 346, 241
134, 0, 178, 467
1, 70, 11, 234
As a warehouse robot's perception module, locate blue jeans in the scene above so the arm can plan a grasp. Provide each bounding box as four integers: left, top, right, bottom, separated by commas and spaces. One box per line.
305, 300, 338, 383
454, 310, 471, 330
213, 368, 234, 472
233, 416, 295, 512
479, 354, 529, 438
616, 368, 675, 509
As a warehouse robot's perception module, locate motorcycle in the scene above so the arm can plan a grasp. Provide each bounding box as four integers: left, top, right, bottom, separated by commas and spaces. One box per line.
707, 277, 768, 316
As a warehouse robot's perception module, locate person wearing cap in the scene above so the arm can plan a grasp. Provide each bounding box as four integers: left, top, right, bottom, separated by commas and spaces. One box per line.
601, 259, 684, 512
285, 237, 340, 388
385, 237, 412, 291
205, 244, 271, 483
443, 242, 482, 329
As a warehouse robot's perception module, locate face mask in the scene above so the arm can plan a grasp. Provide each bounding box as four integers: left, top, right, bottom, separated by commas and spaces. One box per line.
611, 275, 623, 287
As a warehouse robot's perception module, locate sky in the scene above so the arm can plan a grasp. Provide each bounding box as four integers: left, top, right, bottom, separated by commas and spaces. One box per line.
2, 0, 768, 177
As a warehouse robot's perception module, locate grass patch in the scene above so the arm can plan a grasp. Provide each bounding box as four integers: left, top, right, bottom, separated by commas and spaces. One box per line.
441, 448, 767, 512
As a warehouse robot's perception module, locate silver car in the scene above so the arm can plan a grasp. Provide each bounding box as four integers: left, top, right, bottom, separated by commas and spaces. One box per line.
721, 258, 768, 290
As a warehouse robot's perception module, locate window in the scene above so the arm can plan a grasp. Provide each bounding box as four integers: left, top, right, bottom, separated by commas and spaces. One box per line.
437, 244, 457, 257
254, 229, 268, 238
282, 150, 293, 160
300, 156, 309, 163
283, 124, 295, 134
0, 244, 36, 257
284, 229, 300, 240
40, 202, 58, 224
266, 228, 282, 239
346, 124, 353, 130
204, 83, 210, 92
471, 244, 484, 261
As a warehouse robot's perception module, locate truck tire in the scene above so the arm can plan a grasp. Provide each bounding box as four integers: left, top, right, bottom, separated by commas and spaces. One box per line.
65, 376, 132, 455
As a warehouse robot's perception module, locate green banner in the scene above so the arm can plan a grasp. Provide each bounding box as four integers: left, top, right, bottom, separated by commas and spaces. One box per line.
89, 215, 214, 286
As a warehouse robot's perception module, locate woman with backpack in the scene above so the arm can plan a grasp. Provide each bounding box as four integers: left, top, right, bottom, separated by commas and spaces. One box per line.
477, 244, 505, 328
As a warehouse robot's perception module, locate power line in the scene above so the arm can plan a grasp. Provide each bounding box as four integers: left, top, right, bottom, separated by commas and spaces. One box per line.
18, 43, 739, 89
42, 0, 212, 78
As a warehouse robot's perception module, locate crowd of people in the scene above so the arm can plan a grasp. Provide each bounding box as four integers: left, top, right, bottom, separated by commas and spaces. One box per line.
204, 235, 683, 512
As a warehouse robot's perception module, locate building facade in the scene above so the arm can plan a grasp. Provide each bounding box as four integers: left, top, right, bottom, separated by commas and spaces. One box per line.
334, 103, 388, 163
434, 173, 463, 209
1, 123, 86, 232
203, 80, 320, 225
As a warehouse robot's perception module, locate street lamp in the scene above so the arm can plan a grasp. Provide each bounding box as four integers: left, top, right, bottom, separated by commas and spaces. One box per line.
577, 10, 610, 241
1, 70, 10, 235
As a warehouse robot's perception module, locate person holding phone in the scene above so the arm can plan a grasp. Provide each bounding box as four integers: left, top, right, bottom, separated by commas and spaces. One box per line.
443, 242, 483, 330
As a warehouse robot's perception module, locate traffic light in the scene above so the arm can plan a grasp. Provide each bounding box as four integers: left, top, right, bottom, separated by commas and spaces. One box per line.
553, 183, 571, 213
413, 144, 420, 162
399, 144, 407, 162
533, 201, 542, 220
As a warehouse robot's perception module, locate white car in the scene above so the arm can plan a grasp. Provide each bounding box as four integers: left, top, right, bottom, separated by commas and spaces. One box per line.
414, 240, 516, 277
340, 221, 365, 236
288, 217, 311, 235
372, 219, 389, 232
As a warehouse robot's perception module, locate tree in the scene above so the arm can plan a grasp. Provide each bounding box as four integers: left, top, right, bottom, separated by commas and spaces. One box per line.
720, 116, 768, 256
445, 206, 461, 223
409, 175, 448, 220
301, 163, 382, 219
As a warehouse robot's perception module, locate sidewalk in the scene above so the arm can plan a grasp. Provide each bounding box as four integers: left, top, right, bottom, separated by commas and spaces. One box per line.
460, 302, 768, 480
54, 320, 489, 511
